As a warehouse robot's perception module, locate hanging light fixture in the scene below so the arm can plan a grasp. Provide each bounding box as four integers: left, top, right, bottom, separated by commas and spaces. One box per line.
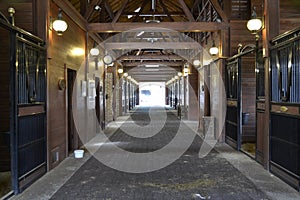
193, 59, 201, 66
209, 40, 219, 56
52, 8, 68, 35
183, 63, 189, 77
90, 47, 100, 56
247, 6, 263, 34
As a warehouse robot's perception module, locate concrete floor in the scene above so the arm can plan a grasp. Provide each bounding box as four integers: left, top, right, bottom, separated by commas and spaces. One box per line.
10, 107, 300, 200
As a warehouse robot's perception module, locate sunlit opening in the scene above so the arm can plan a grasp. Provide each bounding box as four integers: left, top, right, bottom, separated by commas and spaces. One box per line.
139, 82, 165, 106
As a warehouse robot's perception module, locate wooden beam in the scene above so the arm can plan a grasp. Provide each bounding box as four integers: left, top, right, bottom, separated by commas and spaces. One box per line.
191, 0, 201, 13
84, 0, 103, 20
129, 71, 181, 75
122, 61, 184, 67
129, 66, 181, 71
112, 0, 128, 23
89, 32, 103, 44
105, 42, 201, 50
209, 0, 228, 22
132, 0, 149, 22
124, 12, 184, 16
52, 0, 87, 31
80, 0, 88, 16
177, 0, 195, 22
104, 1, 114, 20
118, 54, 183, 60
88, 22, 228, 32
159, 0, 174, 22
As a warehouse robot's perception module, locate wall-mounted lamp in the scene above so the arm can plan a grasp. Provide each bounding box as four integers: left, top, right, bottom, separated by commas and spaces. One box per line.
118, 67, 124, 74
178, 72, 183, 77
247, 6, 263, 34
209, 40, 219, 56
52, 8, 68, 35
123, 72, 128, 77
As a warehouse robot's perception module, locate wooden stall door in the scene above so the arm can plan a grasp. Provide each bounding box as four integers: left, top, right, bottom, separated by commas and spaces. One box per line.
269, 30, 300, 191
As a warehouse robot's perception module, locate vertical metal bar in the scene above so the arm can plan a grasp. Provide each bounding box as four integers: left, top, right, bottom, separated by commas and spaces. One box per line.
286, 47, 293, 102
237, 57, 242, 150
292, 43, 296, 102
35, 51, 40, 101
276, 52, 281, 102
10, 30, 19, 194
296, 40, 299, 102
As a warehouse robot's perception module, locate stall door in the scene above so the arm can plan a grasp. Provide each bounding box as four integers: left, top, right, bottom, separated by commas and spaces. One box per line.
225, 59, 241, 149
13, 36, 47, 193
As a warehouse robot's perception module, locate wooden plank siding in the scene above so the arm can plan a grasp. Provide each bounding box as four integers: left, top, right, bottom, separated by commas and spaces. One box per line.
0, 26, 11, 172
229, 20, 256, 56
0, 27, 10, 132
280, 1, 300, 34
0, 1, 33, 33
47, 2, 86, 169
241, 56, 256, 142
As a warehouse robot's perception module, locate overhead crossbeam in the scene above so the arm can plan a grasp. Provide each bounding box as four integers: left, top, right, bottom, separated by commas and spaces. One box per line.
88, 22, 228, 33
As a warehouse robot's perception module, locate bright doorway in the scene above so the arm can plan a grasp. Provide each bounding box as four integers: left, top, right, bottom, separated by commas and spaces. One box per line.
139, 82, 165, 106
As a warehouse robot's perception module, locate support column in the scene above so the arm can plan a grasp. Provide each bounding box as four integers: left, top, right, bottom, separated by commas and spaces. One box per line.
261, 0, 279, 169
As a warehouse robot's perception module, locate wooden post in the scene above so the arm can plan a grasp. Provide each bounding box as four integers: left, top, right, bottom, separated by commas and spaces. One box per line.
262, 0, 279, 169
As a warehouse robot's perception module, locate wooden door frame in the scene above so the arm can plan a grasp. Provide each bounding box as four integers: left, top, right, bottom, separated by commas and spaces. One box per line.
66, 67, 78, 155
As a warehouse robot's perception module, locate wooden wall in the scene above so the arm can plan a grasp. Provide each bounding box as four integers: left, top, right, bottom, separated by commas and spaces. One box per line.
0, 25, 11, 172
229, 20, 256, 56
47, 2, 86, 169
280, 1, 300, 34
0, 27, 10, 132
0, 0, 34, 33
241, 56, 256, 142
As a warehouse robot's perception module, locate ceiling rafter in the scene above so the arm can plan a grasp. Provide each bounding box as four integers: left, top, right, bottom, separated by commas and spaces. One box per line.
104, 42, 201, 50
84, 0, 103, 21
159, 0, 174, 22
191, 0, 201, 13
132, 0, 149, 22
118, 54, 183, 61
209, 0, 228, 22
176, 0, 195, 22
122, 61, 184, 67
80, 0, 88, 16
112, 0, 129, 23
104, 1, 114, 20
88, 21, 228, 33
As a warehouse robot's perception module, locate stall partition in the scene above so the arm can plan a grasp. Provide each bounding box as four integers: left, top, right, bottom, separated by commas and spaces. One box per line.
270, 27, 300, 191
225, 48, 257, 158
0, 16, 47, 196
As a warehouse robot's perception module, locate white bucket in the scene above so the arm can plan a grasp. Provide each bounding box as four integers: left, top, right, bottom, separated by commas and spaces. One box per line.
74, 149, 84, 158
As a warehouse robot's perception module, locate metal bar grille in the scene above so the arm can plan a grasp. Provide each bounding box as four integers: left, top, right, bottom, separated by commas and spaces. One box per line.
271, 40, 300, 103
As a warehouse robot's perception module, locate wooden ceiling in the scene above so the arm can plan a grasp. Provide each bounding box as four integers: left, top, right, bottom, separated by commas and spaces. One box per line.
62, 1, 300, 82
69, 0, 217, 23
67, 0, 228, 82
